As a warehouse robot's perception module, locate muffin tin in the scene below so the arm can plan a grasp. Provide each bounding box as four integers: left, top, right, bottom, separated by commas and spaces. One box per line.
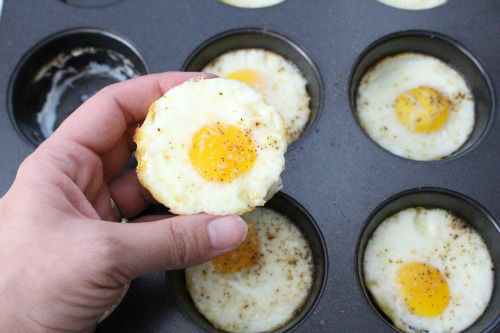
0, 1, 498, 332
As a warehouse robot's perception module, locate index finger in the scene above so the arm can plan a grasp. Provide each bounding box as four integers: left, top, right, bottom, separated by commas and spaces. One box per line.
49, 72, 206, 154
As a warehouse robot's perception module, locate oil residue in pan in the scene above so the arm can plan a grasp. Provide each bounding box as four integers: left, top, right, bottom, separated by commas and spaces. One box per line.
32, 47, 140, 138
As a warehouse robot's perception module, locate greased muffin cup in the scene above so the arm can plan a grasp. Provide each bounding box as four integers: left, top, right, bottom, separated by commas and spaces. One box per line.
349, 30, 495, 161
8, 28, 147, 146
356, 188, 500, 333
169, 192, 328, 333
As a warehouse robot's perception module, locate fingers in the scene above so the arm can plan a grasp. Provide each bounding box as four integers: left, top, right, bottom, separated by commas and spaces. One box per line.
108, 170, 157, 218
99, 135, 132, 181
50, 72, 208, 155
92, 183, 116, 221
108, 214, 247, 279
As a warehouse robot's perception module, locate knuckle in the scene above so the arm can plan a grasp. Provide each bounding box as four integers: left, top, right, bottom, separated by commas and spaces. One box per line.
165, 222, 197, 267
93, 232, 123, 271
98, 83, 116, 96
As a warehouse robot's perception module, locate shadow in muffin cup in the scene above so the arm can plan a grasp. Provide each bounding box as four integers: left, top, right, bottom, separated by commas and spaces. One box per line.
59, 0, 123, 8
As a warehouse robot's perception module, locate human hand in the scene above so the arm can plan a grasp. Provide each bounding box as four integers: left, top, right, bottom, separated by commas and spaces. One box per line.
0, 72, 247, 332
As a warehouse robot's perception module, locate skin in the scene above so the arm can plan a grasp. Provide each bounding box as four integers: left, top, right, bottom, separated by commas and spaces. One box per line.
0, 72, 247, 333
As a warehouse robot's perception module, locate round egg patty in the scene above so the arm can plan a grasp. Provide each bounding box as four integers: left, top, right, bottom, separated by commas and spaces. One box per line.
356, 53, 474, 161
203, 48, 311, 146
363, 207, 494, 333
134, 77, 287, 215
186, 207, 314, 333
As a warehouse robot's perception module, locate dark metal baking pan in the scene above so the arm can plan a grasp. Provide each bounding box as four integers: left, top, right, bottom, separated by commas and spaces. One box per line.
0, 0, 498, 332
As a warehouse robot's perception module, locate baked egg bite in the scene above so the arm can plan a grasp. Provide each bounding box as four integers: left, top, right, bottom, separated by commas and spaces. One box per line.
219, 0, 285, 9
377, 0, 448, 10
356, 53, 474, 161
363, 207, 494, 333
203, 49, 311, 146
134, 77, 286, 215
186, 207, 314, 333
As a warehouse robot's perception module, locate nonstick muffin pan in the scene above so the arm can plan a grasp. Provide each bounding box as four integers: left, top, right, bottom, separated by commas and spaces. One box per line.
0, 1, 498, 332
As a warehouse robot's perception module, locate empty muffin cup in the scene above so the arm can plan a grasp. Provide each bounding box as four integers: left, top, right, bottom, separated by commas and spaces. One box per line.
8, 28, 147, 146
169, 191, 328, 333
183, 28, 323, 151
356, 187, 499, 333
349, 30, 495, 161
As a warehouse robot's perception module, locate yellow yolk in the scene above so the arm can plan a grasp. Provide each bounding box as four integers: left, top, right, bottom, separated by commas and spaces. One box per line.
189, 123, 256, 183
226, 70, 265, 91
397, 262, 450, 317
394, 87, 450, 133
213, 220, 260, 273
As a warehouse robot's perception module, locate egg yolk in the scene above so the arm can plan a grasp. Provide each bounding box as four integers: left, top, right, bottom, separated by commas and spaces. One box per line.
397, 262, 450, 317
189, 123, 256, 183
226, 70, 265, 91
394, 87, 450, 133
213, 220, 260, 273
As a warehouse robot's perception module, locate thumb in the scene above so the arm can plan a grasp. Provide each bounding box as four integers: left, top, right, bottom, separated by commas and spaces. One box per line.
109, 214, 247, 279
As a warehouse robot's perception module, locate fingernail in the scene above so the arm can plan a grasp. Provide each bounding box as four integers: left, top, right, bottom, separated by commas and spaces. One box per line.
207, 216, 247, 250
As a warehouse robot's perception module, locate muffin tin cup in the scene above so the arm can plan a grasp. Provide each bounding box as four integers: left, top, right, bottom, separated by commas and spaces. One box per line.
168, 191, 328, 333
8, 28, 148, 146
349, 30, 496, 162
356, 187, 500, 333
182, 27, 324, 153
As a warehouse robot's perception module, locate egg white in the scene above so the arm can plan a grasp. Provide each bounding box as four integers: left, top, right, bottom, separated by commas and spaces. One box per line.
135, 78, 286, 215
377, 0, 448, 10
363, 207, 494, 333
203, 49, 311, 145
186, 207, 314, 333
220, 0, 284, 8
357, 53, 474, 160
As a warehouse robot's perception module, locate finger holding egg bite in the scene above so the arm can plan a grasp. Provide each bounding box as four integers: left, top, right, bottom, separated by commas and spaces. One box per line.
186, 207, 314, 333
134, 77, 287, 215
